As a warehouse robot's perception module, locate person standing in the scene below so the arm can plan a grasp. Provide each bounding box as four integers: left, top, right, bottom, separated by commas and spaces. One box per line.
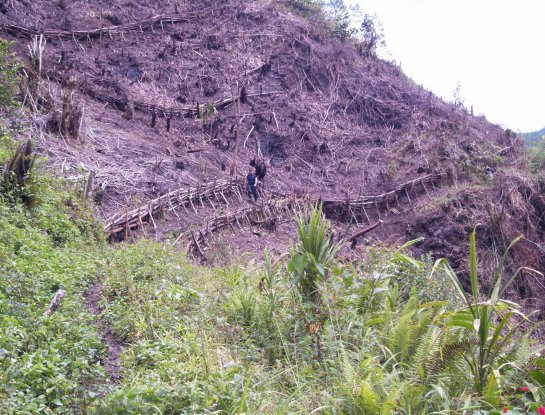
247, 167, 258, 201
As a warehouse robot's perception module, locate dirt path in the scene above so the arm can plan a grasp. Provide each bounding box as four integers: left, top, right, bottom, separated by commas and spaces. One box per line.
86, 283, 124, 384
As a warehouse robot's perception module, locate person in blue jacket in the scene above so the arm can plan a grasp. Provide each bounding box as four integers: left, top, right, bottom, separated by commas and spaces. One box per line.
247, 167, 258, 201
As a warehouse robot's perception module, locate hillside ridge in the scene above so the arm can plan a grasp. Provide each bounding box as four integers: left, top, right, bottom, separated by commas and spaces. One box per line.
1, 0, 544, 309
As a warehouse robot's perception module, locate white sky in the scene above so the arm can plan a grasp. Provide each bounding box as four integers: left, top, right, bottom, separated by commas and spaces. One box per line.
348, 0, 545, 132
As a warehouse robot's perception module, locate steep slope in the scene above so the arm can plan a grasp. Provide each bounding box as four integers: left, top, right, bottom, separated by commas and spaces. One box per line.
1, 0, 544, 310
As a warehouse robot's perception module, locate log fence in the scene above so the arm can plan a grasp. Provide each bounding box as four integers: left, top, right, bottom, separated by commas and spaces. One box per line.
0, 12, 209, 41
183, 197, 299, 255
104, 178, 242, 236
321, 173, 442, 216
106, 173, 443, 253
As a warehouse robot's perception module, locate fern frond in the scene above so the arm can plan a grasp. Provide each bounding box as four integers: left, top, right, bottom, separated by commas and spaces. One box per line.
341, 348, 358, 397
409, 322, 442, 381
356, 380, 381, 414
389, 312, 412, 363
424, 338, 477, 380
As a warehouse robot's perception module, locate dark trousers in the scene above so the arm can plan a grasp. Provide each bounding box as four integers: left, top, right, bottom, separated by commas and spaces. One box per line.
247, 184, 257, 201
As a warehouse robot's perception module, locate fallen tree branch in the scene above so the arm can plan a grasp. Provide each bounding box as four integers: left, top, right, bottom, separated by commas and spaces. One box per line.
44, 289, 67, 317
45, 69, 284, 119
183, 198, 298, 255
321, 173, 443, 209
346, 220, 383, 243
0, 12, 209, 40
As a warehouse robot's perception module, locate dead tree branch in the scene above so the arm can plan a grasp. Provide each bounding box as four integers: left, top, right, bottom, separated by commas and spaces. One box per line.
44, 289, 67, 317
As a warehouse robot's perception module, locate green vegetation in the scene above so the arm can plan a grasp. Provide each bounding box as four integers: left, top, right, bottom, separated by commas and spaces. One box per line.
522, 128, 545, 148
289, 203, 342, 301
0, 131, 107, 413
0, 38, 21, 108
1, 138, 544, 413
433, 230, 540, 398
0, 37, 544, 415
523, 127, 545, 172
286, 0, 385, 52
360, 12, 386, 57
528, 137, 545, 173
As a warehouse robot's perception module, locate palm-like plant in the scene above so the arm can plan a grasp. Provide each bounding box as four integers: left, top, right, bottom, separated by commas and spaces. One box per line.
432, 228, 541, 399
288, 203, 342, 302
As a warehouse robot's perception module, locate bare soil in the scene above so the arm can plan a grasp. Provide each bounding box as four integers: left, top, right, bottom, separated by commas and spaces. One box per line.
86, 283, 124, 384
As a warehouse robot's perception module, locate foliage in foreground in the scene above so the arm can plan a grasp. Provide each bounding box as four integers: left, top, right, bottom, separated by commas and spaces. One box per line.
0, 133, 106, 413
90, 220, 545, 415
0, 38, 21, 108
0, 133, 544, 413
527, 137, 545, 173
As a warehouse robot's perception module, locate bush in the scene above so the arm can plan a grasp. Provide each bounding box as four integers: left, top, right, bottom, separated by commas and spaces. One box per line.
289, 203, 342, 302
528, 139, 545, 172
287, 0, 359, 41
0, 38, 21, 108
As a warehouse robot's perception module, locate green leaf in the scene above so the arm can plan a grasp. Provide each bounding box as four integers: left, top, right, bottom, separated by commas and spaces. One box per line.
534, 358, 545, 368
432, 258, 475, 317
392, 252, 422, 268
483, 370, 501, 406
469, 227, 479, 302
288, 253, 307, 275
398, 237, 424, 250
491, 234, 523, 297
365, 317, 385, 326
315, 263, 325, 277
529, 369, 545, 386
447, 310, 475, 330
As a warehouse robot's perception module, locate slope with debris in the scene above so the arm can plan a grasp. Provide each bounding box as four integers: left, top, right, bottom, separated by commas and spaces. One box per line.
1, 0, 544, 309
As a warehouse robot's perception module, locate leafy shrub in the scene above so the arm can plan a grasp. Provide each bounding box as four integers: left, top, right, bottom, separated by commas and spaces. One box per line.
360, 13, 386, 57
0, 38, 21, 108
289, 203, 342, 302
528, 138, 545, 172
433, 229, 542, 399
287, 0, 359, 41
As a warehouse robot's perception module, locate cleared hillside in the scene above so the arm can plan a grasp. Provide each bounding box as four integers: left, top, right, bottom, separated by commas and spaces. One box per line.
1, 0, 544, 311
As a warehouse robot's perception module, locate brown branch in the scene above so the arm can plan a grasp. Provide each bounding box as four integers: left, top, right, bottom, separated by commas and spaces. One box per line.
44, 289, 67, 317
184, 199, 294, 255
0, 12, 210, 40
105, 178, 239, 236
45, 70, 283, 119
346, 220, 382, 243
322, 173, 443, 208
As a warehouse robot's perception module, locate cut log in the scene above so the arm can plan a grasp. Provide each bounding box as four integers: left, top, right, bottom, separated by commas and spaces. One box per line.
44, 289, 67, 316
346, 220, 383, 243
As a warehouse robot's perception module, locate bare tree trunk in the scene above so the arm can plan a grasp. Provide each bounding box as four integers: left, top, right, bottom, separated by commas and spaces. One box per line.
229, 81, 241, 179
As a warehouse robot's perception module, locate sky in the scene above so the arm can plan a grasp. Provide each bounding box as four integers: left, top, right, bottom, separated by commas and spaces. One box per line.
347, 0, 545, 132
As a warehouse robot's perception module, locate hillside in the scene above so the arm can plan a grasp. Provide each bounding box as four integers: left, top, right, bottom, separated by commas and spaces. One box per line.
1, 0, 543, 297
523, 127, 545, 147
1, 0, 545, 413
